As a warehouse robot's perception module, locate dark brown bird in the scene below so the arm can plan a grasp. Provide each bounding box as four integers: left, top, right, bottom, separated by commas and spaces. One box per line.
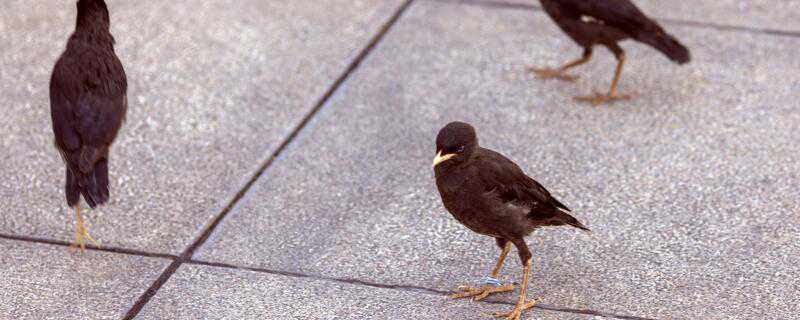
50, 0, 127, 251
433, 122, 588, 320
529, 0, 690, 105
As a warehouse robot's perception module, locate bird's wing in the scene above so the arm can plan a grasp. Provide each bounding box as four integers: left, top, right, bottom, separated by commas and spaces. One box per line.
50, 52, 127, 173
561, 0, 661, 34
474, 149, 570, 214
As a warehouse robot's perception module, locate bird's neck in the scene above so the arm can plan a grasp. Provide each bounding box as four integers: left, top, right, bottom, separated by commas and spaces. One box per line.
73, 19, 115, 47
74, 2, 114, 43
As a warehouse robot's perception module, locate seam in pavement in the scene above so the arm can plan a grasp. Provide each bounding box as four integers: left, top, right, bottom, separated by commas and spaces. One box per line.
0, 230, 657, 320
0, 233, 177, 260
432, 0, 800, 38
0, 1, 661, 318
0, 232, 654, 319
186, 259, 657, 320
658, 18, 800, 38
120, 0, 417, 319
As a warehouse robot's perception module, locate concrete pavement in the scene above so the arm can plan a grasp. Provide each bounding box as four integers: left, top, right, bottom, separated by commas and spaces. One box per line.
1, 0, 798, 319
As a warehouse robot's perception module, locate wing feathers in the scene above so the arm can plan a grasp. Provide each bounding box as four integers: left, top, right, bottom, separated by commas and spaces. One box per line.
475, 148, 567, 214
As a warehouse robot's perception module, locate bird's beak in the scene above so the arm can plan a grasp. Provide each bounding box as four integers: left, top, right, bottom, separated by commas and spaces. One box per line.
432, 151, 455, 167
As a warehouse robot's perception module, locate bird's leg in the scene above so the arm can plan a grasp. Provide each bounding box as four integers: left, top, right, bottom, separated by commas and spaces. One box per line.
494, 258, 537, 320
575, 50, 633, 105
528, 48, 592, 82
451, 241, 515, 301
494, 239, 538, 320
489, 242, 512, 278
70, 205, 99, 252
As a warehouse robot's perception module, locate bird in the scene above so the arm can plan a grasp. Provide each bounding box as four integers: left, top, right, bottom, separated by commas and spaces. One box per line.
433, 122, 589, 320
529, 0, 690, 105
50, 0, 127, 251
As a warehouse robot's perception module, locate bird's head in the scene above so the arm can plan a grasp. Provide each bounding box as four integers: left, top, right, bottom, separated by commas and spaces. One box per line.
433, 121, 478, 168
76, 0, 110, 29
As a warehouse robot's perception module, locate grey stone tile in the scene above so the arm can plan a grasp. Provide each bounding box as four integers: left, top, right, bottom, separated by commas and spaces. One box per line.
0, 239, 169, 320
441, 0, 800, 32
635, 0, 800, 31
138, 264, 588, 320
0, 0, 404, 253
198, 2, 800, 319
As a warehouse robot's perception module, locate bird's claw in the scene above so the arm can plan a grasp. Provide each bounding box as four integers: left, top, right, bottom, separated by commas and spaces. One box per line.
493, 299, 537, 320
451, 283, 515, 301
574, 91, 632, 106
70, 220, 99, 252
527, 67, 579, 82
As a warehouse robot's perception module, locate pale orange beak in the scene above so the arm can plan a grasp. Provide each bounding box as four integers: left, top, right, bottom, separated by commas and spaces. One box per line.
432, 151, 455, 167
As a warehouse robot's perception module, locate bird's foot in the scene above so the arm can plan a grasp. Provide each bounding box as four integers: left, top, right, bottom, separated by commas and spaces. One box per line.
527, 67, 579, 82
450, 279, 515, 301
493, 299, 538, 320
69, 220, 99, 252
574, 91, 632, 106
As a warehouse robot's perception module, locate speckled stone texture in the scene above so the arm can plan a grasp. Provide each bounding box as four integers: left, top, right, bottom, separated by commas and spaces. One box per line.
197, 1, 800, 319
0, 239, 169, 319
137, 264, 588, 320
1, 0, 799, 319
0, 0, 405, 254
442, 0, 800, 32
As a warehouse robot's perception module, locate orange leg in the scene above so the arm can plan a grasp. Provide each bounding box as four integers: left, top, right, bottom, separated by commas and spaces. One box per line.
494, 258, 537, 320
70, 205, 98, 252
528, 49, 592, 82
451, 242, 515, 301
574, 53, 633, 105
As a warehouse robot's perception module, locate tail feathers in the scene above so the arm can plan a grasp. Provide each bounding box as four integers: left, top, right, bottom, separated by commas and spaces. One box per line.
66, 159, 110, 208
636, 31, 690, 64
553, 210, 591, 233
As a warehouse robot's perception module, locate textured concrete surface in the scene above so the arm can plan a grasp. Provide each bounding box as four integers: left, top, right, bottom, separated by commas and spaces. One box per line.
1, 0, 799, 319
636, 0, 800, 31
446, 0, 800, 32
0, 0, 404, 254
198, 1, 800, 319
0, 239, 169, 320
138, 264, 587, 320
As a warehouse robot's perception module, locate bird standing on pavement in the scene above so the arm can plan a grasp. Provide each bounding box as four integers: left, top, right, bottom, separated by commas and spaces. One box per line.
50, 0, 127, 251
529, 0, 690, 105
433, 122, 589, 320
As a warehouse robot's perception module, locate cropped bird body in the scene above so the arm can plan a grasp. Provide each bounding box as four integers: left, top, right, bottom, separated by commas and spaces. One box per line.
531, 0, 690, 105
50, 0, 127, 250
436, 148, 587, 239
433, 122, 588, 320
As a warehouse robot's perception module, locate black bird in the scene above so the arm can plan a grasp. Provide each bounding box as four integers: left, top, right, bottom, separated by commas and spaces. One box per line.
433, 122, 588, 320
50, 0, 127, 251
529, 0, 690, 105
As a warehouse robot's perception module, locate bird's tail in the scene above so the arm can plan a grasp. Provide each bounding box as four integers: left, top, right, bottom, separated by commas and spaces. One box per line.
66, 158, 110, 208
636, 31, 691, 64
553, 210, 591, 233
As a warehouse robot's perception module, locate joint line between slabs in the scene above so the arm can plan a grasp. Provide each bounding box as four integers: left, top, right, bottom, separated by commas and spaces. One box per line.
432, 0, 800, 38
184, 258, 657, 320
0, 233, 177, 260
120, 1, 417, 319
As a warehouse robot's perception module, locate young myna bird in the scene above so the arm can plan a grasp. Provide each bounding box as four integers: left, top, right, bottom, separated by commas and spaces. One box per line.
433, 122, 588, 320
530, 0, 690, 105
50, 0, 127, 251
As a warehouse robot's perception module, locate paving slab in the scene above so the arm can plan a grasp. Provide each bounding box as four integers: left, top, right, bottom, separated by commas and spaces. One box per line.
442, 0, 800, 32
0, 0, 404, 254
137, 264, 589, 320
0, 239, 169, 319
198, 1, 800, 319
